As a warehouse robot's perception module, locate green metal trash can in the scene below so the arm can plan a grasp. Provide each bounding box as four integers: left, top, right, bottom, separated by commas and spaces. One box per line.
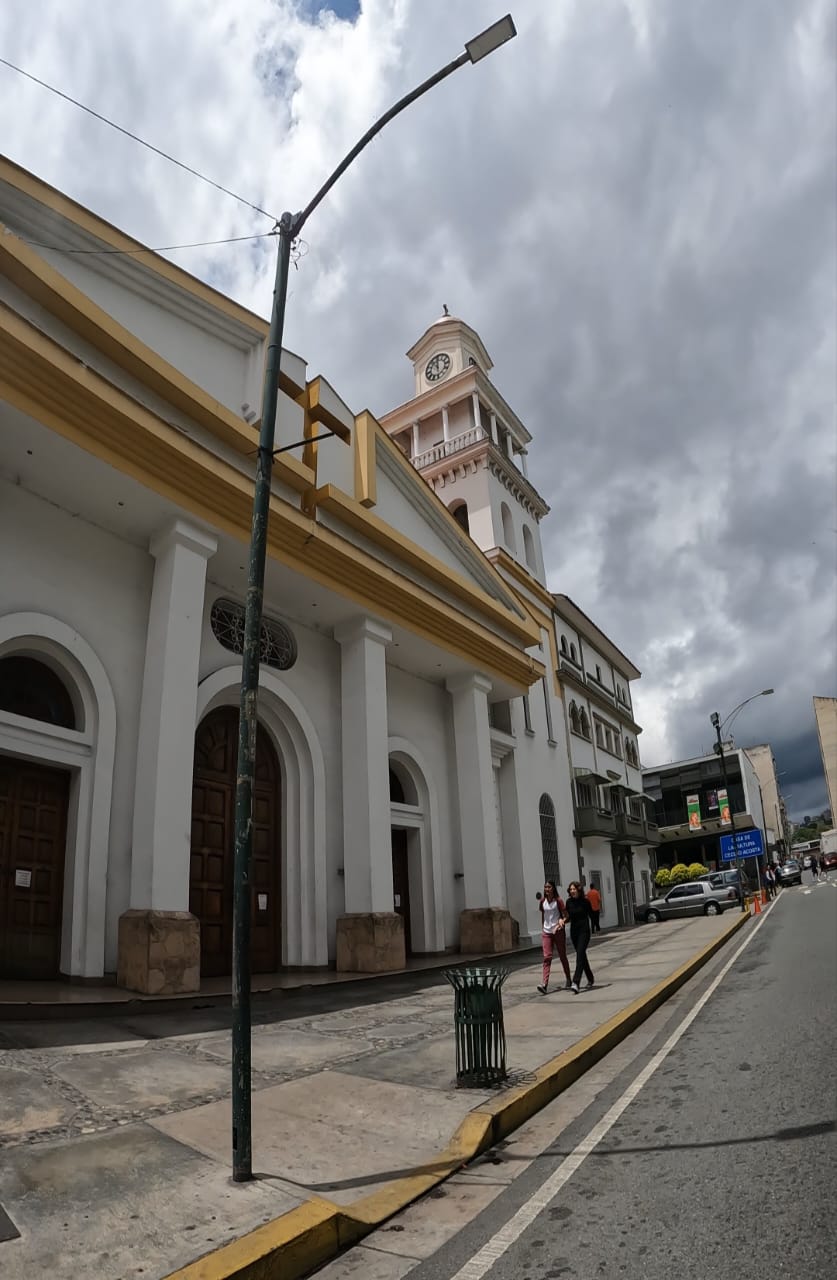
443, 966, 508, 1087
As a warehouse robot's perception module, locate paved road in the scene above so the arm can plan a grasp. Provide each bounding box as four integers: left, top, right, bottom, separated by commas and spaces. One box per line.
317, 876, 837, 1280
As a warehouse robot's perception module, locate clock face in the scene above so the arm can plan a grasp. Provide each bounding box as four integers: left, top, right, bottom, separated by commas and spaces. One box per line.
425, 352, 451, 382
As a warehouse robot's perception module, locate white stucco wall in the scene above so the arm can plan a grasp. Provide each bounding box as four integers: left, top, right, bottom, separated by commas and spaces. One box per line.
386, 665, 463, 947
1, 480, 152, 971
38, 252, 257, 416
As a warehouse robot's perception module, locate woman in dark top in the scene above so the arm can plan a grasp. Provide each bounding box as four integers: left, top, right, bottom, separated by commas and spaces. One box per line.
565, 881, 595, 993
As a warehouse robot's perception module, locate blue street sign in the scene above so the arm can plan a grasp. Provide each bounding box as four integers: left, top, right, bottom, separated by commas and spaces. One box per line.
720, 829, 764, 862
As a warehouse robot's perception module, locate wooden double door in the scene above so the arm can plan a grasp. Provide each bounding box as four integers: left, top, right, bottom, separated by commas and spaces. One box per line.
0, 756, 69, 979
189, 709, 281, 978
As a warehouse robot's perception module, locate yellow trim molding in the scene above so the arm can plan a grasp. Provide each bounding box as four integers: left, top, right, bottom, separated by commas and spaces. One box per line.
0, 155, 269, 335
0, 223, 314, 494
353, 410, 378, 508
0, 303, 542, 690
316, 484, 540, 651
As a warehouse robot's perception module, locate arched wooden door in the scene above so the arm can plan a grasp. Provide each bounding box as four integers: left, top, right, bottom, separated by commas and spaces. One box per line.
189, 708, 281, 978
0, 757, 70, 979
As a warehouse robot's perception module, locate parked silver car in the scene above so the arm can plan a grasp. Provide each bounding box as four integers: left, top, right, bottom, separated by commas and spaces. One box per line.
634, 880, 737, 923
777, 859, 802, 886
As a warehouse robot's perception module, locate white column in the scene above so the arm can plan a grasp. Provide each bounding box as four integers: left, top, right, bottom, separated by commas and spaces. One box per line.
520, 450, 529, 477
446, 673, 505, 906
489, 411, 498, 444
505, 430, 514, 459
411, 421, 421, 457
335, 616, 393, 913
131, 519, 217, 910
441, 404, 451, 444
472, 392, 483, 436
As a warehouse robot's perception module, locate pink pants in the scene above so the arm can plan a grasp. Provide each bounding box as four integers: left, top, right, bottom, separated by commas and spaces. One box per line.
542, 929, 571, 986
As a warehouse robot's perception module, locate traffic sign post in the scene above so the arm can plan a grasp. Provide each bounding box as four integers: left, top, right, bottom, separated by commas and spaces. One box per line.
720, 829, 764, 862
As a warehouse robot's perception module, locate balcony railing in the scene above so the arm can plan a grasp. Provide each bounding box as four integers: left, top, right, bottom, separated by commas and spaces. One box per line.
412, 426, 488, 470
574, 806, 617, 838
615, 812, 647, 845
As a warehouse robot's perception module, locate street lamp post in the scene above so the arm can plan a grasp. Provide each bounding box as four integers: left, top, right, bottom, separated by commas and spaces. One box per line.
710, 689, 773, 914
230, 15, 517, 1183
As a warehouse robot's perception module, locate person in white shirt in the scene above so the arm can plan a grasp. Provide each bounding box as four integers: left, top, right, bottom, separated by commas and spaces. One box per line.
537, 880, 572, 994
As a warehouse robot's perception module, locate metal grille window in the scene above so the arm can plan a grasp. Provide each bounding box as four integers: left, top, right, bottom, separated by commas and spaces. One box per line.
539, 793, 560, 885
210, 598, 297, 671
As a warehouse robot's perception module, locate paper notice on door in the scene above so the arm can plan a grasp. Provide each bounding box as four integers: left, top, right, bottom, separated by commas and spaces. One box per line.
15, 869, 32, 888
257, 893, 268, 911
394, 894, 401, 907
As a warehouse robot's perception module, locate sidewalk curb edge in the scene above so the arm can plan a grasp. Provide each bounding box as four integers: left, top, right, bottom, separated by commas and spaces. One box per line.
164, 911, 749, 1280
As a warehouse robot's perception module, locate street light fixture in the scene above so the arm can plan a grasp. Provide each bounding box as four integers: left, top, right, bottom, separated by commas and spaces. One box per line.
230, 15, 517, 1184
710, 689, 774, 914
719, 688, 774, 741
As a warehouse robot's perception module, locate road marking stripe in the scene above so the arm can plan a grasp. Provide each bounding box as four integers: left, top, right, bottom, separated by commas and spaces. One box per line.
449, 901, 777, 1280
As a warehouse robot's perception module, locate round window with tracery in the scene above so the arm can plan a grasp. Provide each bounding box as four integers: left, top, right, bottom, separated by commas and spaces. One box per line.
210, 598, 297, 671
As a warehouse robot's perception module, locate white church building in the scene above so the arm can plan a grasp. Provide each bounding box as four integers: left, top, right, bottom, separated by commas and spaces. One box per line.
0, 158, 590, 994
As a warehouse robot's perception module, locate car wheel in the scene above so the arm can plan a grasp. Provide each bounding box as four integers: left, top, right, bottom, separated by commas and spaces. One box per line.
646, 909, 661, 923
705, 902, 721, 915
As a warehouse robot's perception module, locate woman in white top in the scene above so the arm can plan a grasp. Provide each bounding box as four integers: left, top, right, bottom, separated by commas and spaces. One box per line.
538, 880, 572, 994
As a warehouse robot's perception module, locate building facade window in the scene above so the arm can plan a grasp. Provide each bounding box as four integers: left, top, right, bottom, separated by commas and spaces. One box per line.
539, 793, 560, 885
450, 501, 470, 534
500, 502, 516, 551
570, 643, 578, 663
523, 694, 533, 733
0, 655, 76, 730
522, 524, 537, 572
569, 701, 581, 734
210, 597, 298, 671
576, 780, 595, 808
595, 722, 604, 747
579, 708, 590, 739
560, 634, 568, 655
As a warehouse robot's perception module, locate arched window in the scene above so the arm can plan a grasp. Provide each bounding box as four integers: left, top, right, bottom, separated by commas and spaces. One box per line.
500, 502, 516, 552
0, 655, 76, 730
389, 768, 406, 804
570, 643, 578, 663
569, 702, 581, 734
450, 501, 470, 534
522, 524, 537, 572
560, 635, 568, 655
539, 793, 560, 884
579, 708, 590, 739
211, 598, 297, 671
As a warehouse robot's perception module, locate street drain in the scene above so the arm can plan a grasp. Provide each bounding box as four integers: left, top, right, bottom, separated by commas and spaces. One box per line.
0, 1203, 20, 1243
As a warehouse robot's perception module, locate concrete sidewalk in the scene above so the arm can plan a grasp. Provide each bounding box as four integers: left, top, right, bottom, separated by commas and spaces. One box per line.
0, 914, 748, 1280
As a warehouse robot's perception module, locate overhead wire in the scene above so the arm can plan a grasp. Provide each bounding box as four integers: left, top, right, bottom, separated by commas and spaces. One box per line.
0, 54, 280, 223
19, 230, 277, 256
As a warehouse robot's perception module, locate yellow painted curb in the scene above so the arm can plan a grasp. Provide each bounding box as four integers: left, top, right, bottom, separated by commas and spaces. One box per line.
165, 911, 748, 1280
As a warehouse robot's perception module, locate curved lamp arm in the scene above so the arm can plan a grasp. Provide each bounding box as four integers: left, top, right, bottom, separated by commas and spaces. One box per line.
718, 688, 774, 737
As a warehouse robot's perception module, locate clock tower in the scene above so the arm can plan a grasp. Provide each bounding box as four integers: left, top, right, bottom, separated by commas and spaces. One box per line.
381, 312, 550, 584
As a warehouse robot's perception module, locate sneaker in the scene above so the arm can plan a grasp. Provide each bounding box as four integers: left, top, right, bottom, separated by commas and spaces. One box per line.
564, 980, 573, 990
570, 983, 579, 995
537, 984, 548, 995
584, 981, 595, 990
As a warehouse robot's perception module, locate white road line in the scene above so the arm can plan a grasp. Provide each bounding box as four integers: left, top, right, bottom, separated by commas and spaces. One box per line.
449, 903, 777, 1280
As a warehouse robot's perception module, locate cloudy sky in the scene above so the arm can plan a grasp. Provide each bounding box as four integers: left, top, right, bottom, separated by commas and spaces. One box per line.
1, 0, 834, 818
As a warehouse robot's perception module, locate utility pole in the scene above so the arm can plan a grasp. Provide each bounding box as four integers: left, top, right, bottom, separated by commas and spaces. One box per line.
230, 15, 518, 1183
